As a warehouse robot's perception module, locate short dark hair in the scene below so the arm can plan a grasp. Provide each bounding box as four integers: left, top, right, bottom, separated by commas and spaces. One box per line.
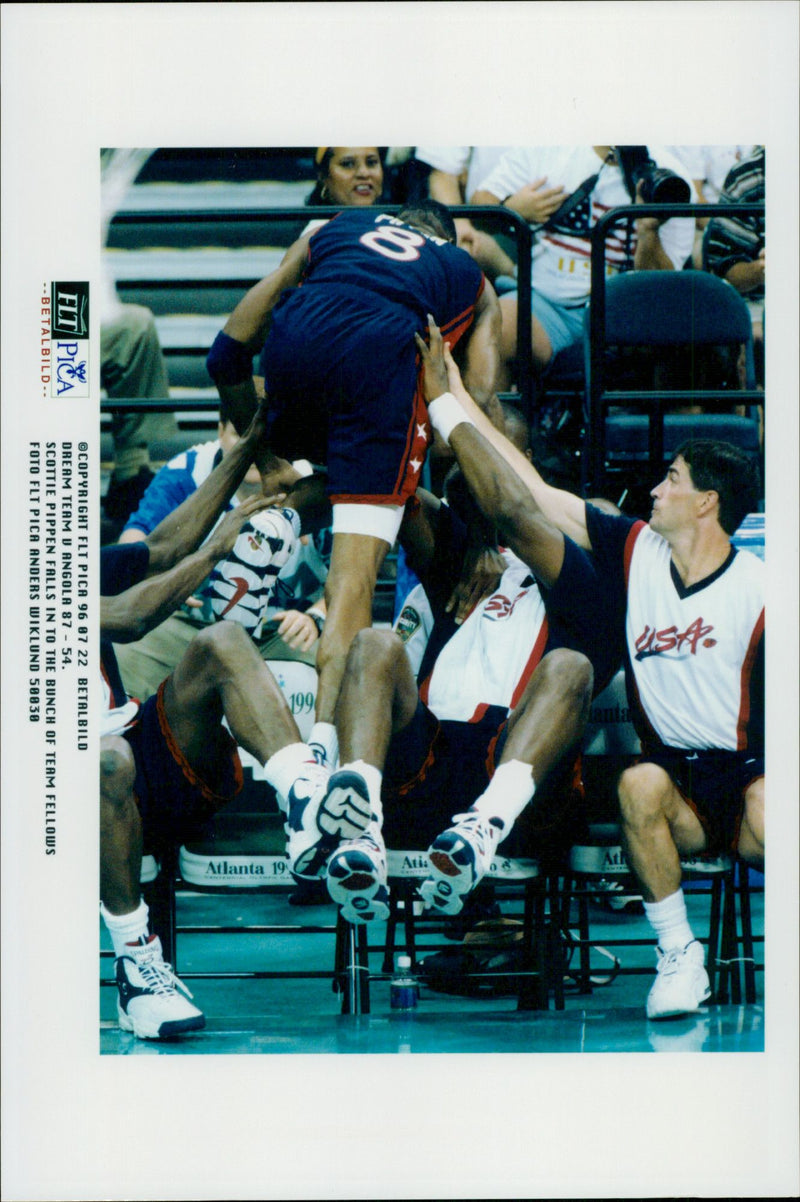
675, 439, 761, 534
398, 198, 457, 244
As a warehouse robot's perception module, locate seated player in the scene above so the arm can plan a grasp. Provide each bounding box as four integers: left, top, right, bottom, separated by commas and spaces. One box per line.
417, 333, 765, 1021
206, 198, 503, 837
114, 402, 330, 702
298, 322, 623, 920
100, 400, 324, 1039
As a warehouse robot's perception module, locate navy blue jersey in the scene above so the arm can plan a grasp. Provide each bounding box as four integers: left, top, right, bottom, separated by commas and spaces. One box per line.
260, 211, 486, 506
297, 208, 485, 335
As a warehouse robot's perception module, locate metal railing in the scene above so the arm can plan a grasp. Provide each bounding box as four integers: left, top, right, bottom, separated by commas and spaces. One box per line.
105, 203, 535, 418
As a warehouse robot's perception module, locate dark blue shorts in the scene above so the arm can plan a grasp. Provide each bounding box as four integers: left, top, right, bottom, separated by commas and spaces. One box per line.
641, 745, 764, 854
124, 681, 243, 851
261, 286, 430, 505
381, 701, 582, 859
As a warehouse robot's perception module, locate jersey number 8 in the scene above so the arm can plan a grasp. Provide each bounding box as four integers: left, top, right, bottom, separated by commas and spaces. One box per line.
359, 225, 425, 262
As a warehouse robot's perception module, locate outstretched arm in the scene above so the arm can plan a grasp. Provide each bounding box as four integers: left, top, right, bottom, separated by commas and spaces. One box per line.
101, 491, 285, 643
416, 322, 587, 585
206, 232, 313, 431
143, 399, 297, 574
416, 318, 591, 554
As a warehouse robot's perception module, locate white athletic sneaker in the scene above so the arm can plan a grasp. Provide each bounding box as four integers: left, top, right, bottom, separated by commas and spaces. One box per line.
419, 810, 503, 916
646, 940, 711, 1020
326, 824, 390, 924
286, 765, 374, 880
284, 761, 333, 879
116, 935, 205, 1039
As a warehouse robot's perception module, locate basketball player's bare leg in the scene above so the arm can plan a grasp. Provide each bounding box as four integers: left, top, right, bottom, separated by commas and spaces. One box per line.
163, 619, 301, 776
314, 531, 390, 726
100, 735, 142, 916
618, 762, 712, 1018
737, 776, 764, 868
421, 648, 593, 915
323, 627, 422, 921
617, 763, 708, 903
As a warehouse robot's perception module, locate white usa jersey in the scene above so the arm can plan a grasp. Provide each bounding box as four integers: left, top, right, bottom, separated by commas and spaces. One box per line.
625, 523, 764, 750
395, 553, 549, 724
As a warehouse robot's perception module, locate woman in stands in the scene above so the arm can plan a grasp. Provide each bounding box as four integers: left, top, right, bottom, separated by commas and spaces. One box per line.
306, 147, 385, 209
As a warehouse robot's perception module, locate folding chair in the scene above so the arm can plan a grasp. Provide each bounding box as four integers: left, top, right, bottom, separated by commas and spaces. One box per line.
583, 268, 763, 497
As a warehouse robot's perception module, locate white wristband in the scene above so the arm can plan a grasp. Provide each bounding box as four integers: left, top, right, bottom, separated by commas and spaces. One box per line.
427, 392, 475, 446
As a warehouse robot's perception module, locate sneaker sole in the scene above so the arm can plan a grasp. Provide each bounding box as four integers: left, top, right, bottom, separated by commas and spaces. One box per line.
289, 772, 373, 879
117, 1005, 206, 1040
646, 986, 711, 1020
327, 848, 389, 924
419, 850, 478, 917
317, 775, 373, 841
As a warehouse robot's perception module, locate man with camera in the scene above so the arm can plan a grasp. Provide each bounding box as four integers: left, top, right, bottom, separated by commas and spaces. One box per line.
472, 145, 695, 374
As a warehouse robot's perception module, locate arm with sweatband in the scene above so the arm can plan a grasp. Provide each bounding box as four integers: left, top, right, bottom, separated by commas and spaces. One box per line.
206, 331, 256, 387
427, 392, 475, 446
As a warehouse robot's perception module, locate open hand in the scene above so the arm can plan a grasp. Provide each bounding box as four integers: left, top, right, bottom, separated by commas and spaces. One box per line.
446, 545, 505, 625
414, 316, 449, 402
207, 492, 287, 560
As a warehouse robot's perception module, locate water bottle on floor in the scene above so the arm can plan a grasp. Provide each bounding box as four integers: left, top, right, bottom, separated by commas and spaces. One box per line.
390, 954, 419, 1011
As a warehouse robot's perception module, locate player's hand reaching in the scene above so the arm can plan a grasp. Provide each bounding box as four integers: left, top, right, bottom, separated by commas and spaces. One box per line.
205, 492, 287, 561
414, 316, 450, 403
446, 544, 506, 625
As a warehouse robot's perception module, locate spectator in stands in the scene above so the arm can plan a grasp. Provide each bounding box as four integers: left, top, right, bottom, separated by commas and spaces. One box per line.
114, 402, 331, 701
314, 318, 621, 921
429, 338, 765, 1021
306, 146, 385, 209
101, 399, 313, 1040
668, 145, 756, 266
101, 148, 178, 526
703, 147, 765, 383
414, 146, 518, 283
471, 145, 695, 380
206, 201, 502, 855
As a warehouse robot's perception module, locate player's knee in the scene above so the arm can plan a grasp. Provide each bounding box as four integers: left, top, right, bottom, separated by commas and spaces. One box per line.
100, 737, 136, 804
346, 627, 403, 680
740, 779, 765, 861
192, 619, 251, 673
541, 647, 593, 706
618, 762, 671, 827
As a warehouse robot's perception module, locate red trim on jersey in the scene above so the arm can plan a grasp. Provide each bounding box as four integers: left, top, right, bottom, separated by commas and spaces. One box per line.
330, 493, 407, 505
736, 607, 764, 751
623, 520, 647, 589
468, 702, 491, 724
439, 306, 477, 348
509, 618, 550, 710
330, 379, 431, 507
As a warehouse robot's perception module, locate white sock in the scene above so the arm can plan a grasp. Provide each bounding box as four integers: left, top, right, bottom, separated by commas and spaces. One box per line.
339, 759, 384, 826
100, 898, 150, 959
643, 889, 695, 951
470, 759, 536, 839
308, 722, 339, 768
264, 741, 320, 812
